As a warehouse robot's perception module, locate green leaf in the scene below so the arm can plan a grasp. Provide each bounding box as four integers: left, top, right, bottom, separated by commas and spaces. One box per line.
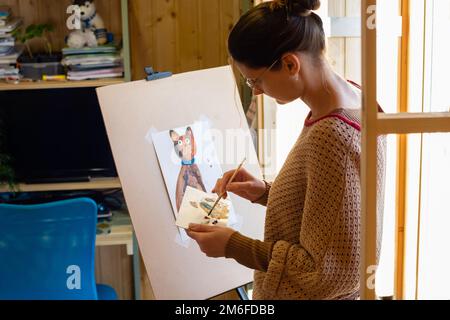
44, 24, 54, 32
25, 24, 36, 34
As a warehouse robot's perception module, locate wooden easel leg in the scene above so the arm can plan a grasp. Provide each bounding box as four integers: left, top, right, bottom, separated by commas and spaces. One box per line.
236, 286, 249, 300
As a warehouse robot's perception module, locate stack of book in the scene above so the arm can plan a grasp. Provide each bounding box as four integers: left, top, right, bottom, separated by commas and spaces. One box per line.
0, 6, 22, 80
61, 45, 124, 81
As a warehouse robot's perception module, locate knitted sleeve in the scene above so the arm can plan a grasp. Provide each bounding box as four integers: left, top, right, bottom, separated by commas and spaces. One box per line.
251, 180, 272, 207
225, 232, 274, 271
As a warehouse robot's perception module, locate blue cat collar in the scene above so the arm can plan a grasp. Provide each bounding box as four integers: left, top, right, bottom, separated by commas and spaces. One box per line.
182, 158, 195, 166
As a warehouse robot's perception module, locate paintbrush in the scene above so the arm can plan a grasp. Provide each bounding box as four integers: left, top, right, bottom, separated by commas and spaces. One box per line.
208, 157, 247, 217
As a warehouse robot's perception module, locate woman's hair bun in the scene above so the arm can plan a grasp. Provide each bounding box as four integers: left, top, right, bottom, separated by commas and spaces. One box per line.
271, 0, 321, 13
290, 0, 321, 12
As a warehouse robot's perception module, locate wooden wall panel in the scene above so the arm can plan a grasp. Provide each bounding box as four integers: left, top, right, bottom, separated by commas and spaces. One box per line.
129, 0, 242, 80
4, 0, 122, 54
175, 0, 200, 71
198, 0, 221, 69
95, 245, 134, 300
219, 0, 241, 64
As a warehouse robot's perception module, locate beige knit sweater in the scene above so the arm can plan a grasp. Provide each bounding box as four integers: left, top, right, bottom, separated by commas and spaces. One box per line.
225, 108, 386, 300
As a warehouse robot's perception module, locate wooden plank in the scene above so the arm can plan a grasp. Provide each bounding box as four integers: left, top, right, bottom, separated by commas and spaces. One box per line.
120, 0, 131, 81
95, 245, 134, 300
152, 0, 177, 73
129, 0, 153, 80
378, 112, 450, 135
0, 178, 122, 193
394, 0, 410, 300
1, 0, 18, 14
198, 0, 221, 69
219, 0, 238, 64
175, 0, 200, 72
129, 0, 240, 78
0, 78, 125, 91
95, 211, 134, 300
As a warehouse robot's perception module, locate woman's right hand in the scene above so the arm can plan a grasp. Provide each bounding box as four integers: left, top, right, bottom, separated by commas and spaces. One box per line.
212, 167, 266, 202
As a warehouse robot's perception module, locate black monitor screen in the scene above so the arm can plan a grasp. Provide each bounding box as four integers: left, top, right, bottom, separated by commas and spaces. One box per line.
0, 87, 117, 184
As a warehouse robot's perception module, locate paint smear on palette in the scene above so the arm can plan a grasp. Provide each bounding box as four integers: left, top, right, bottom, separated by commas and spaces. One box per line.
176, 186, 231, 229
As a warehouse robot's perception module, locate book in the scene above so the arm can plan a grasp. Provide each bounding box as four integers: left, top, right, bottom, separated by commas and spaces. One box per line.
0, 45, 23, 64
67, 67, 124, 81
0, 17, 10, 27
0, 46, 13, 55
62, 53, 122, 66
62, 44, 117, 56
0, 65, 19, 79
0, 32, 13, 39
0, 65, 19, 74
70, 62, 122, 71
0, 36, 14, 47
0, 17, 22, 34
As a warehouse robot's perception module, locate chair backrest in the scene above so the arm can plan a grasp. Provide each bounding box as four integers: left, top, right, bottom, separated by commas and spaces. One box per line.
0, 198, 98, 300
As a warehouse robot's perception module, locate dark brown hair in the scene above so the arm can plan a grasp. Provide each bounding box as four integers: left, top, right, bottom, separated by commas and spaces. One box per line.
228, 0, 325, 69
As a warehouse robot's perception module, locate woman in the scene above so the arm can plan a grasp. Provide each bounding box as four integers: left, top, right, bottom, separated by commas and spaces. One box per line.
187, 0, 386, 300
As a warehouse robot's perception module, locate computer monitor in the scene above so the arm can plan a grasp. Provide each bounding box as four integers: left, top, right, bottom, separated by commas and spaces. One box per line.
0, 87, 117, 184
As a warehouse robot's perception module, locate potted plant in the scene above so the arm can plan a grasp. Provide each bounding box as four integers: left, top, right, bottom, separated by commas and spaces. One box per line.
0, 153, 16, 191
0, 116, 17, 192
13, 23, 64, 80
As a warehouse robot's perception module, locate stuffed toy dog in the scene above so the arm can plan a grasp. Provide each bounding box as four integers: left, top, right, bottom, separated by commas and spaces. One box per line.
67, 0, 108, 48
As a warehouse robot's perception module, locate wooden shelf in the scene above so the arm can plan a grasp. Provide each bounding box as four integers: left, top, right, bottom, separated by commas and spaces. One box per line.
0, 177, 122, 193
0, 78, 126, 91
96, 210, 134, 255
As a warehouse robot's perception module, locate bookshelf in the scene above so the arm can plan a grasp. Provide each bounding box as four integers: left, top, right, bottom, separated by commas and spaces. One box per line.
0, 77, 126, 91
0, 177, 122, 193
0, 0, 131, 191
0, 0, 131, 90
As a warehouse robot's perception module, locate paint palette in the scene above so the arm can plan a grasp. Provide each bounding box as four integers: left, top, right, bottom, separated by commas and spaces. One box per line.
176, 186, 231, 229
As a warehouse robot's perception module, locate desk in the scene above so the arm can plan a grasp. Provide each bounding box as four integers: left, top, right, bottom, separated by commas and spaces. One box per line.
97, 210, 134, 255
95, 210, 141, 300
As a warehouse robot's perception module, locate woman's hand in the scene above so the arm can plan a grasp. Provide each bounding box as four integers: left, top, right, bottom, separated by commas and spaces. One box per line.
212, 167, 266, 202
186, 224, 236, 258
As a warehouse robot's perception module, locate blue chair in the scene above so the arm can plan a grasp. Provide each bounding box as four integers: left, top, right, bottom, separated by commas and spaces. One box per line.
0, 197, 118, 300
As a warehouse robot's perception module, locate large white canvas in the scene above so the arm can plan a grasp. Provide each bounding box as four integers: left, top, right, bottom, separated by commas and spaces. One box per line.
96, 66, 265, 300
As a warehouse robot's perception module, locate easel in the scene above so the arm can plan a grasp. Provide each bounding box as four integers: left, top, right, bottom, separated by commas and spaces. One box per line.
145, 67, 252, 302
97, 66, 266, 299
236, 285, 249, 300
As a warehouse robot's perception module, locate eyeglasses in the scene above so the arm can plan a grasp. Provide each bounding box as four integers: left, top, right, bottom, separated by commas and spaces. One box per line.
245, 58, 279, 89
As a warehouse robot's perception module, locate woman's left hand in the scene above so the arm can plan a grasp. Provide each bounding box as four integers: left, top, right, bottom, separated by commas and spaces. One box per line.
186, 224, 236, 258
